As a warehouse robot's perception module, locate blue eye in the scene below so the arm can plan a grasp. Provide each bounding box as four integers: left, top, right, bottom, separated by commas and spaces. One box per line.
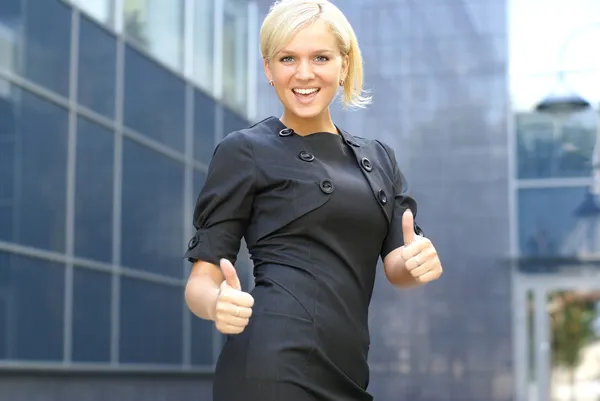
315, 56, 329, 62
280, 56, 294, 63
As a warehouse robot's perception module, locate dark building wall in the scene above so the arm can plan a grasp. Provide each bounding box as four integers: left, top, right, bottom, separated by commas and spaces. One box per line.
0, 0, 244, 399
253, 1, 513, 400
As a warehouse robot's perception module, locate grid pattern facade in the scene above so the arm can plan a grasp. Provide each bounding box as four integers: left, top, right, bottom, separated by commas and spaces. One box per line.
0, 0, 255, 373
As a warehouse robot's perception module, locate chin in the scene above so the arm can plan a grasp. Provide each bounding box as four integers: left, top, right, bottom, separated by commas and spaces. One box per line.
283, 94, 333, 120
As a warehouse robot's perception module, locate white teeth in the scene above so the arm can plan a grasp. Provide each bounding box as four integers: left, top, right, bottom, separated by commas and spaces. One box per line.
293, 88, 319, 95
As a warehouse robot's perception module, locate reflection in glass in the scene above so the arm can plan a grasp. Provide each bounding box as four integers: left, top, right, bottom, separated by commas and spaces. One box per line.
193, 0, 214, 92
222, 0, 248, 115
123, 0, 184, 71
516, 110, 597, 179
74, 0, 115, 26
123, 45, 186, 151
518, 186, 599, 257
0, 0, 71, 96
548, 290, 600, 401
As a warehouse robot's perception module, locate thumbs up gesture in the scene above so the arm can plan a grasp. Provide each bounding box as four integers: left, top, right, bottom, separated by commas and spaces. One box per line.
400, 209, 443, 284
213, 259, 254, 334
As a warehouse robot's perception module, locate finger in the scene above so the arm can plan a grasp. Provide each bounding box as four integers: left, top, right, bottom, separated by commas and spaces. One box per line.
407, 247, 438, 271
413, 264, 443, 283
400, 238, 429, 262
409, 258, 437, 277
220, 258, 241, 290
216, 314, 250, 328
215, 303, 253, 319
402, 209, 415, 245
215, 322, 246, 335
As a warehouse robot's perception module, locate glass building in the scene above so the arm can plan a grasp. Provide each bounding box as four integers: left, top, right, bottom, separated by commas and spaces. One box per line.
1, 0, 600, 400
0, 0, 258, 398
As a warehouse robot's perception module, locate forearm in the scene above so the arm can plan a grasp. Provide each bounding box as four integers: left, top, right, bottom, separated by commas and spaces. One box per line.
185, 262, 223, 321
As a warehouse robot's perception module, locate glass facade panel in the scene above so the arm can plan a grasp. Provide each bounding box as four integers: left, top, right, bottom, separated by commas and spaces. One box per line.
78, 14, 117, 118
119, 277, 183, 364
121, 138, 184, 278
0, 0, 71, 96
0, 81, 68, 253
518, 186, 594, 257
72, 268, 112, 362
193, 0, 214, 92
222, 0, 248, 114
191, 313, 213, 366
123, 0, 184, 71
194, 89, 216, 163
74, 117, 114, 263
516, 109, 597, 179
0, 253, 64, 361
0, 0, 254, 372
124, 45, 186, 151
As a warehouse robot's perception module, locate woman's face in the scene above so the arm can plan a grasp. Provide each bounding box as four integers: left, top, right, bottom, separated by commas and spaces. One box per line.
264, 19, 348, 121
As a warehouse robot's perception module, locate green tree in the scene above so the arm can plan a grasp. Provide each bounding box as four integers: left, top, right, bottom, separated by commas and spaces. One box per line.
550, 291, 596, 401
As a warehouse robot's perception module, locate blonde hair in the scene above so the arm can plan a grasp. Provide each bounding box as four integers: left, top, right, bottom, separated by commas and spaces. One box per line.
260, 0, 371, 109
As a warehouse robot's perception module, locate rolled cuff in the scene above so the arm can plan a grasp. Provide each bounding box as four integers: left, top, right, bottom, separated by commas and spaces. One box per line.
183, 228, 241, 266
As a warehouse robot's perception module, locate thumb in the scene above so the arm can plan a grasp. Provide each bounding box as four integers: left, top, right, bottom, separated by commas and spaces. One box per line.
402, 209, 415, 245
220, 259, 241, 291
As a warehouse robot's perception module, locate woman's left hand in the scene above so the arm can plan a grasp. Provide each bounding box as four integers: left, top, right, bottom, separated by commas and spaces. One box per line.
400, 210, 443, 284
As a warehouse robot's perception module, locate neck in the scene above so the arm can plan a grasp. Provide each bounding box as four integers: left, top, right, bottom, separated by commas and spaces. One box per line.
280, 109, 337, 136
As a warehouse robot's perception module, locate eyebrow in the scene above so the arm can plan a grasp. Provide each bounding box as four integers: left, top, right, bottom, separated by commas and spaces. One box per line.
278, 49, 335, 55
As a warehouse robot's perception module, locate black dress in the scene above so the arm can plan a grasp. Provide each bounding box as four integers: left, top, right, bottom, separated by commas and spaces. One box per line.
184, 117, 421, 401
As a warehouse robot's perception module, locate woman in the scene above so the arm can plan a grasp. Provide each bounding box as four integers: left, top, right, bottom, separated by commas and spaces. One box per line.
184, 0, 443, 400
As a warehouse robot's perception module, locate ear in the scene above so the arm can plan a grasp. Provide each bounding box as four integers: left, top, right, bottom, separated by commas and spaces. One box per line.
340, 54, 349, 82
263, 58, 273, 83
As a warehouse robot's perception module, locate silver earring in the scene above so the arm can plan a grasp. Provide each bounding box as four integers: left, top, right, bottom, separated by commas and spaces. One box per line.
269, 80, 274, 87
339, 79, 344, 86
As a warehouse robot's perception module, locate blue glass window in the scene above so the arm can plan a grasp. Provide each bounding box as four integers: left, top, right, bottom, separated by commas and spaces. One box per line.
0, 252, 64, 361
123, 45, 185, 151
119, 278, 183, 364
0, 81, 68, 253
0, 0, 71, 96
74, 117, 114, 263
72, 268, 112, 362
194, 89, 216, 164
78, 14, 117, 119
121, 138, 184, 278
518, 186, 596, 257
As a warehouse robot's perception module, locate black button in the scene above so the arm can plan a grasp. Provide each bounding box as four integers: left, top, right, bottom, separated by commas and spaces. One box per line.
279, 128, 294, 137
377, 189, 387, 205
361, 157, 373, 172
345, 139, 360, 147
298, 151, 315, 162
188, 235, 199, 249
319, 179, 334, 194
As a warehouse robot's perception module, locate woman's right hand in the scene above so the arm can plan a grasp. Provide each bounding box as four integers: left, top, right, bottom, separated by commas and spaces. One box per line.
213, 259, 254, 334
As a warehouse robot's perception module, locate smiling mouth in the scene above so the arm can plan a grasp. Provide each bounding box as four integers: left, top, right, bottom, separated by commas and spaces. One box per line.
292, 88, 320, 96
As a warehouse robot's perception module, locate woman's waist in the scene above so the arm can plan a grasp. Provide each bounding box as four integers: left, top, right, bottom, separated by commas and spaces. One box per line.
251, 266, 370, 334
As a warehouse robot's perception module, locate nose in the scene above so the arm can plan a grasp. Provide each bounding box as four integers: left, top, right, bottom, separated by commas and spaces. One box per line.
295, 59, 314, 80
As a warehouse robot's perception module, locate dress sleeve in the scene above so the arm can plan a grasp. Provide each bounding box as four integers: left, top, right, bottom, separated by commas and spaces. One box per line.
184, 132, 257, 265
380, 144, 424, 259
